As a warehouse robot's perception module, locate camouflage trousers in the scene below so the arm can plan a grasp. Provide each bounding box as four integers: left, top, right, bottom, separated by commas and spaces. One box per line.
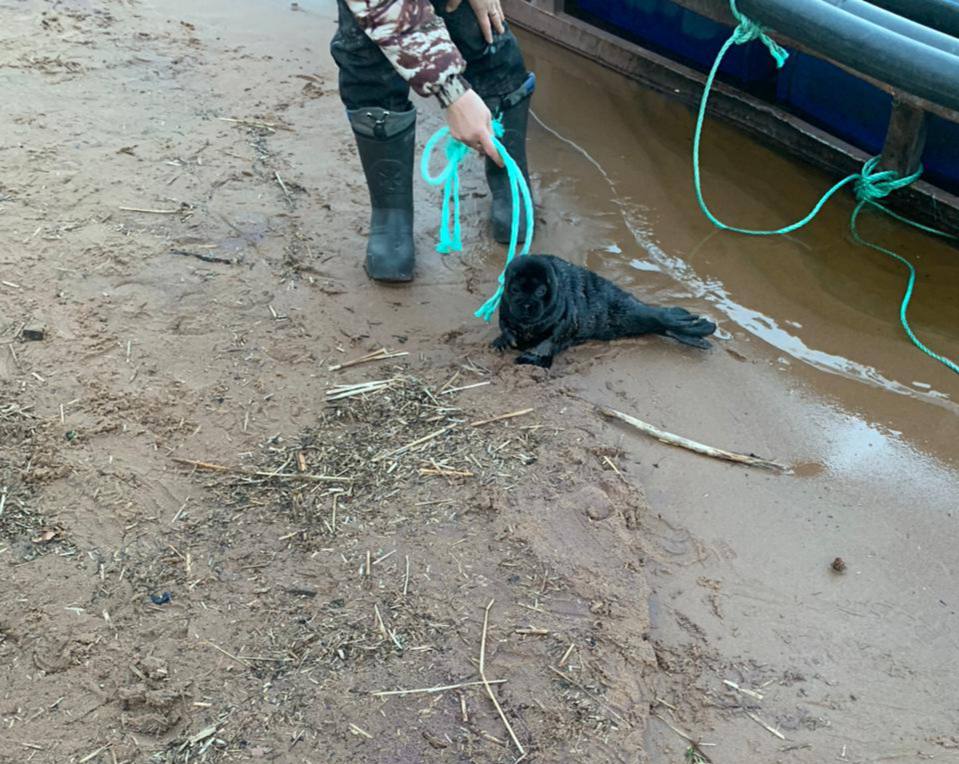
330, 0, 529, 112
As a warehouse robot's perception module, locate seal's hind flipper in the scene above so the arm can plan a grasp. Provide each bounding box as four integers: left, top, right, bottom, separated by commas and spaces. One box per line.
660, 306, 716, 335
658, 306, 716, 349
658, 306, 716, 348
664, 329, 713, 349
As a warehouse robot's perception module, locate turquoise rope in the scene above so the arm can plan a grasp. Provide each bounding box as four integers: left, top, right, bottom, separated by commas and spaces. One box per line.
693, 0, 958, 375
421, 119, 535, 321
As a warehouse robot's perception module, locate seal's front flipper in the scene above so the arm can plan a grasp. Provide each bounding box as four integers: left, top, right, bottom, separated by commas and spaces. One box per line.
491, 328, 516, 351
516, 352, 553, 368
515, 337, 559, 368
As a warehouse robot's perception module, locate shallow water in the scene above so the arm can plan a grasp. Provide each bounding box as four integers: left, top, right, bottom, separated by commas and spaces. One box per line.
519, 30, 958, 464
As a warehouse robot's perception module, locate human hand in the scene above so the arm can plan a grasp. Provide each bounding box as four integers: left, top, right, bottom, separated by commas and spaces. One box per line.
468, 0, 506, 44
446, 88, 503, 166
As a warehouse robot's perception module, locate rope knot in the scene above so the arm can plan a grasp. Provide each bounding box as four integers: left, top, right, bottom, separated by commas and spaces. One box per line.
854, 156, 923, 204
693, 3, 957, 375
728, 0, 789, 68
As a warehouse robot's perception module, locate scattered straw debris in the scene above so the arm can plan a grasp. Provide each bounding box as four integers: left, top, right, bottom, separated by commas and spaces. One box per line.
0, 396, 74, 559
151, 721, 227, 763
470, 408, 534, 428
723, 678, 764, 701
172, 457, 352, 483
548, 665, 631, 730
325, 378, 396, 402
188, 375, 542, 540
348, 723, 373, 739
218, 116, 292, 132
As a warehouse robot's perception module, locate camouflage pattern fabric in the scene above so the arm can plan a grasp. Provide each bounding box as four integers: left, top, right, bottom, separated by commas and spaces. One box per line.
345, 0, 467, 97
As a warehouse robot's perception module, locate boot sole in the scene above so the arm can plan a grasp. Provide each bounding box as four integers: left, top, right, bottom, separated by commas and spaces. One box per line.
365, 261, 414, 283
365, 268, 414, 283
369, 274, 414, 283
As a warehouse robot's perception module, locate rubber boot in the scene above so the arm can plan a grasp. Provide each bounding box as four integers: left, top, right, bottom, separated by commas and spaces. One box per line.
347, 106, 417, 283
485, 94, 532, 245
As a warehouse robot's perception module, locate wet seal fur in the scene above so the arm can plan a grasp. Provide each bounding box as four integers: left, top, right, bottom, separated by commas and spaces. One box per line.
492, 254, 717, 368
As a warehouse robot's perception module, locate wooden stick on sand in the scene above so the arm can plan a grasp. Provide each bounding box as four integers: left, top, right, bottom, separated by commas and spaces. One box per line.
328, 348, 409, 372
597, 407, 787, 472
371, 679, 507, 697
480, 600, 526, 760
470, 408, 534, 428
325, 378, 397, 401
119, 206, 184, 215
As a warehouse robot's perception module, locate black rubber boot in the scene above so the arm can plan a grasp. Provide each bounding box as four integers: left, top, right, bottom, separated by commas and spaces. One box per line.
347, 106, 417, 283
485, 92, 532, 245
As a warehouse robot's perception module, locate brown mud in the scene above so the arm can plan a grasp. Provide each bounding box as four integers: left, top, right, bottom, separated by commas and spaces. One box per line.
0, 2, 957, 764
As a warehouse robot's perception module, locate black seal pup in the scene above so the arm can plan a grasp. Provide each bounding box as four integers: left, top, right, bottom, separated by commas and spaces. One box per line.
492, 254, 716, 368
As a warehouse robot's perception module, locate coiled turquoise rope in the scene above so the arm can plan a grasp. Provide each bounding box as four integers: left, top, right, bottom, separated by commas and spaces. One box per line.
421, 119, 535, 321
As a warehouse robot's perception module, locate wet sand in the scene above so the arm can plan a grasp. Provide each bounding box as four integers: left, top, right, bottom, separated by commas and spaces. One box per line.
517, 28, 959, 764
1, 1, 957, 763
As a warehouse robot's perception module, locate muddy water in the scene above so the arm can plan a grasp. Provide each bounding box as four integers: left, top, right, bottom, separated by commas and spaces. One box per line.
519, 31, 959, 465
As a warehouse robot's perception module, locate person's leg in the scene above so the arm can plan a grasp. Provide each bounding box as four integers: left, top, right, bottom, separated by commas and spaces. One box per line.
437, 1, 535, 244
330, 0, 417, 282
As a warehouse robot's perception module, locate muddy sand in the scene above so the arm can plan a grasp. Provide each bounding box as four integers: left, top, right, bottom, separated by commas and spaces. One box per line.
1, 2, 958, 763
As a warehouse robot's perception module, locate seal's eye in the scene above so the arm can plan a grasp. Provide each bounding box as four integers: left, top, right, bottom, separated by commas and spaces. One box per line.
534, 285, 547, 299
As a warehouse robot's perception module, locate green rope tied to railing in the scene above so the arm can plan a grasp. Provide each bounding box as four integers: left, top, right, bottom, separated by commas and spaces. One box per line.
693, 0, 958, 375
727, 0, 788, 65
421, 119, 535, 321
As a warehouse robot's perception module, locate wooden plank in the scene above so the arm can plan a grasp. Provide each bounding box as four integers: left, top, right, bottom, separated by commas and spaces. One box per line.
503, 0, 959, 235
526, 0, 564, 11
879, 99, 928, 177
